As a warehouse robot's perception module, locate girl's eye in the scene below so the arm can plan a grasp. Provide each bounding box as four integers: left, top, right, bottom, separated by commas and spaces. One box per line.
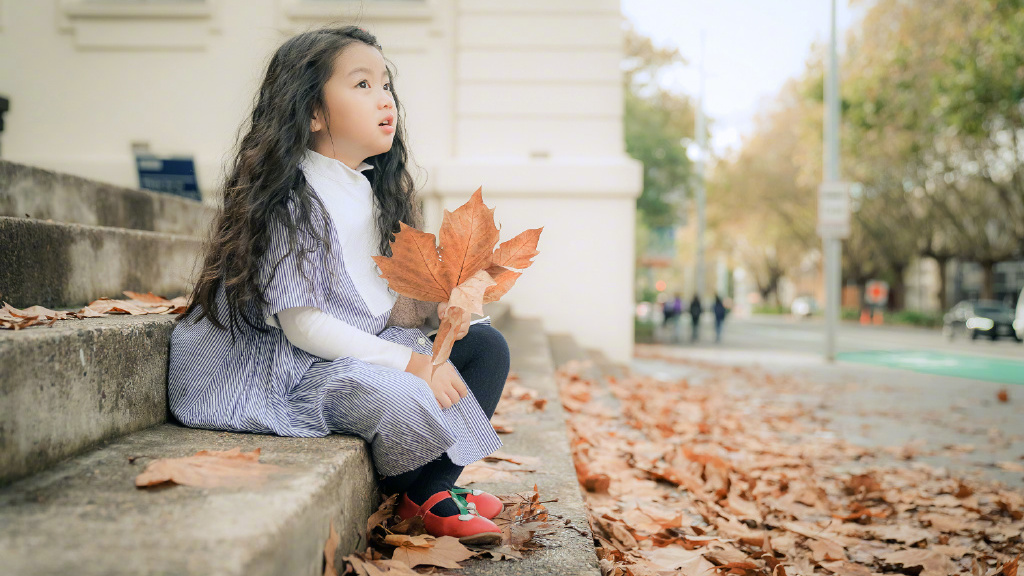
384, 83, 391, 91
357, 80, 369, 88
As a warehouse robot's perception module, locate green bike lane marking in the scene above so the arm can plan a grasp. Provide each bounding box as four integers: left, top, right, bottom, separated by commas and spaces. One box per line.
837, 350, 1024, 386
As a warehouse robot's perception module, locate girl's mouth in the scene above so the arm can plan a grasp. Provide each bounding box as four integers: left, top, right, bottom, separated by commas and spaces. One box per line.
379, 115, 395, 134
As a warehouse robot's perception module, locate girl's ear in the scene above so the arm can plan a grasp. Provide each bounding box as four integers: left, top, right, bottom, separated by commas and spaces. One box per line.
310, 109, 323, 133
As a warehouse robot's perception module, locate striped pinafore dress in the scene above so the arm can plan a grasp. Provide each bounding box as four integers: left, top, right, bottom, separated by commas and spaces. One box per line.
167, 151, 502, 476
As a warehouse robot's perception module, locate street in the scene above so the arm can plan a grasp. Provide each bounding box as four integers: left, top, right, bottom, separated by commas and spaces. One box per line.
635, 314, 1024, 489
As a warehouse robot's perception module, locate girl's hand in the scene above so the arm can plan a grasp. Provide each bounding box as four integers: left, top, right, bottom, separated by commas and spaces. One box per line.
404, 352, 468, 409
437, 302, 471, 340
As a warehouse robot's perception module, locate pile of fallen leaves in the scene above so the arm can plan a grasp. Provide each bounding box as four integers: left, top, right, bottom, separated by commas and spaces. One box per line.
0, 291, 188, 330
556, 356, 1023, 576
334, 487, 557, 575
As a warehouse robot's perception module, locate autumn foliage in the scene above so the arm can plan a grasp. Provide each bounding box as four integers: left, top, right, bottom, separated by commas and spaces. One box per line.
373, 188, 542, 372
559, 349, 1023, 576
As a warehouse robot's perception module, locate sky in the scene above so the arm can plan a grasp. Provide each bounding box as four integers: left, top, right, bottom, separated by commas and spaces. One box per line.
621, 0, 863, 156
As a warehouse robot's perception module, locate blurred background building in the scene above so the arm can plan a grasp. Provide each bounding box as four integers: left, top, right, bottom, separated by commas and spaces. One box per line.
0, 0, 642, 362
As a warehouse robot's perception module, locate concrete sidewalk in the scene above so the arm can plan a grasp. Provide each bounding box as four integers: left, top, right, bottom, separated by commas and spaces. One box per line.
633, 344, 1024, 490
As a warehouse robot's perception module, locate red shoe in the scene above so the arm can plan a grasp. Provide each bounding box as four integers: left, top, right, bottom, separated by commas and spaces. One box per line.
397, 490, 502, 546
397, 488, 504, 520
453, 487, 504, 519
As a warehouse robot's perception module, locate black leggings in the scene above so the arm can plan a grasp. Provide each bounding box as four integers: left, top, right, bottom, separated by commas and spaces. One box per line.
379, 323, 510, 495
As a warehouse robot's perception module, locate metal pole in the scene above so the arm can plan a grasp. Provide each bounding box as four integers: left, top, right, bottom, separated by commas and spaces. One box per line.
695, 31, 707, 303
823, 0, 841, 361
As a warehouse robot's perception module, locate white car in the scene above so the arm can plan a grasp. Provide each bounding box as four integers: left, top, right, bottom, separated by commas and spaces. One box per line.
791, 296, 817, 318
1016, 287, 1024, 341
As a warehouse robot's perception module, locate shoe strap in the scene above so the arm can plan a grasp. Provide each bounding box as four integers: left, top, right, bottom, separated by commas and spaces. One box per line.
418, 489, 473, 517
451, 487, 484, 497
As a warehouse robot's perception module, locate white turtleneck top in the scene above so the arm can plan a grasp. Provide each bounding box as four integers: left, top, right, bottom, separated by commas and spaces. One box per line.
267, 150, 414, 371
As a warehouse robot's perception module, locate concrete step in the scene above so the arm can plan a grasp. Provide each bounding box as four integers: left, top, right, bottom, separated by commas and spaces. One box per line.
0, 423, 378, 576
0, 313, 595, 575
0, 160, 214, 236
0, 216, 201, 309
0, 315, 177, 485
1, 303, 511, 487
459, 317, 600, 576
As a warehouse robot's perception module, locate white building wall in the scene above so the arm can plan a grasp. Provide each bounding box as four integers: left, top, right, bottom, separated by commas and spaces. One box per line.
0, 0, 641, 363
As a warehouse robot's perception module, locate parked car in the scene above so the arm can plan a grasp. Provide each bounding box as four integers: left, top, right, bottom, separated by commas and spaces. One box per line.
1016, 287, 1024, 341
790, 296, 818, 318
943, 299, 1021, 342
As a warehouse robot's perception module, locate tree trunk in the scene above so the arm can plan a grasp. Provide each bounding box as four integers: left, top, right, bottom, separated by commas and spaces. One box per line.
890, 265, 906, 310
981, 261, 995, 300
936, 257, 949, 311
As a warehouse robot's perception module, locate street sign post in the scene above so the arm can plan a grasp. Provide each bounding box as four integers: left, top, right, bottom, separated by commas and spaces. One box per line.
865, 280, 889, 306
817, 181, 852, 239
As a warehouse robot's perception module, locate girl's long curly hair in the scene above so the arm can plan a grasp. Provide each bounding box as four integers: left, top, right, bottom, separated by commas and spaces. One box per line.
183, 26, 418, 335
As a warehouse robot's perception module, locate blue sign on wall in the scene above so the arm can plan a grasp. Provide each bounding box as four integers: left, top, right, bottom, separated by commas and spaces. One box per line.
135, 155, 201, 201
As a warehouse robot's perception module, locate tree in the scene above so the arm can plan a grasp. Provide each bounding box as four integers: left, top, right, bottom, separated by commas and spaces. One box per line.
623, 26, 697, 230
708, 73, 819, 306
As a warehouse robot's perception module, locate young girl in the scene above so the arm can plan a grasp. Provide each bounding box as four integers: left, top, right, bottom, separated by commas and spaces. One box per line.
169, 26, 509, 546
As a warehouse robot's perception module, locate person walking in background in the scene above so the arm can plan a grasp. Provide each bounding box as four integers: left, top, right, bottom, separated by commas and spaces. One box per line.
713, 294, 729, 343
689, 295, 703, 342
662, 293, 683, 343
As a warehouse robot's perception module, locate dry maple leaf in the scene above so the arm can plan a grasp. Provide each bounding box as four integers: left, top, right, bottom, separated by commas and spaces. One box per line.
123, 291, 171, 305
373, 188, 542, 373
85, 298, 150, 316
134, 447, 282, 488
387, 535, 475, 569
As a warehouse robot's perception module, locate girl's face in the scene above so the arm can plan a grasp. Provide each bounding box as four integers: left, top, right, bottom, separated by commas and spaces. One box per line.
311, 42, 397, 169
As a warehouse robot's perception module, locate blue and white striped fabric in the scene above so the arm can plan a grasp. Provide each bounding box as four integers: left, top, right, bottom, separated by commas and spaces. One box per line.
168, 189, 502, 476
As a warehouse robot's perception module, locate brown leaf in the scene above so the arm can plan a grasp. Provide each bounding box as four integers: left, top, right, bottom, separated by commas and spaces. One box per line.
123, 291, 171, 305
75, 305, 108, 318
642, 547, 716, 573
343, 553, 419, 576
389, 535, 475, 569
3, 303, 69, 320
881, 549, 956, 576
819, 561, 875, 576
993, 555, 1020, 576
438, 188, 500, 286
367, 493, 398, 536
448, 269, 496, 316
323, 520, 340, 576
86, 298, 150, 315
375, 189, 541, 307
457, 461, 525, 485
584, 473, 612, 493
134, 447, 282, 488
431, 305, 464, 372
483, 265, 522, 304
806, 537, 846, 562
491, 227, 543, 270
372, 223, 451, 302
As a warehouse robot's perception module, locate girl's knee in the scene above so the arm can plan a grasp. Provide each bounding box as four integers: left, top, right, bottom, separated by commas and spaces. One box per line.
470, 325, 509, 366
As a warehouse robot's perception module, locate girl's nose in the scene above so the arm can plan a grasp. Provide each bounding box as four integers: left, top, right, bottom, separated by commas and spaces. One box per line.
379, 93, 394, 110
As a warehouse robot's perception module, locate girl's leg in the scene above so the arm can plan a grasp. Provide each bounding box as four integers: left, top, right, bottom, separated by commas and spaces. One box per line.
403, 324, 510, 516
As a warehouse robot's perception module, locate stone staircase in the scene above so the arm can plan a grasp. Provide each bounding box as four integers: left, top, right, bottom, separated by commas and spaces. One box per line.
0, 160, 605, 575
